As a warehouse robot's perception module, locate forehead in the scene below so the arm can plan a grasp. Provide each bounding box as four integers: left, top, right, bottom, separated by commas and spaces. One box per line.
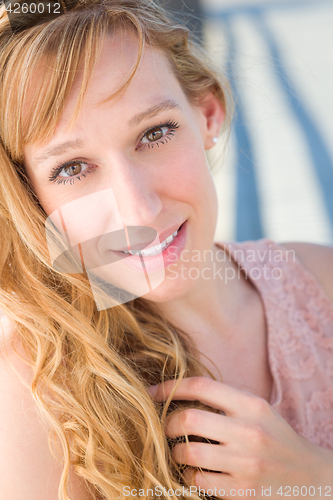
54, 31, 183, 133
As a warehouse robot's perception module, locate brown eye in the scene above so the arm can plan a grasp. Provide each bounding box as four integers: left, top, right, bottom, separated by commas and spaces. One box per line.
146, 127, 164, 142
64, 162, 82, 176
49, 160, 93, 184
139, 121, 179, 149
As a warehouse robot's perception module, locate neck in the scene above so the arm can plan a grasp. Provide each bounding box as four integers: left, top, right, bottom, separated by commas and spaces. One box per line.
152, 243, 249, 359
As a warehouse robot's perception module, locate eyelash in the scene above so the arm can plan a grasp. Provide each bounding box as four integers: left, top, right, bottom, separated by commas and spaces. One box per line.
48, 119, 180, 185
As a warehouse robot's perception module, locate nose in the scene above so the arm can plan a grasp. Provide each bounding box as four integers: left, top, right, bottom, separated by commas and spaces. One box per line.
104, 157, 163, 228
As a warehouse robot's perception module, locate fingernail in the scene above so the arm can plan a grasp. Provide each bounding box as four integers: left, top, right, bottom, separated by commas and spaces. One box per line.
147, 384, 158, 397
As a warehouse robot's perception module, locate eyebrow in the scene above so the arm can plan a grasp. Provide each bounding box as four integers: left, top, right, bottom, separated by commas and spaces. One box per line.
34, 138, 85, 165
127, 98, 181, 127
34, 99, 182, 166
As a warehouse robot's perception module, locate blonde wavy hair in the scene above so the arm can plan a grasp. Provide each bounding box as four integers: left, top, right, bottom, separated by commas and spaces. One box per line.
0, 1, 232, 499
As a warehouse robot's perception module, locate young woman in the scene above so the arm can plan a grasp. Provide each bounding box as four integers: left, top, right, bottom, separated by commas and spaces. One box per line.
0, 1, 332, 499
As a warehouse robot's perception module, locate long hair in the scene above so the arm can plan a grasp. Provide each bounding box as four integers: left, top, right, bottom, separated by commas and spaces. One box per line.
0, 1, 233, 499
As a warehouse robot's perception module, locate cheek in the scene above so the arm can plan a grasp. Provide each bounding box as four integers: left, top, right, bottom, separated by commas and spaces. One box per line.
23, 167, 55, 215
160, 145, 216, 204
28, 171, 89, 218
34, 187, 67, 217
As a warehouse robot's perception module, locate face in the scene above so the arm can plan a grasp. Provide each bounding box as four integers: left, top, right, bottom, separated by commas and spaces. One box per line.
23, 30, 224, 306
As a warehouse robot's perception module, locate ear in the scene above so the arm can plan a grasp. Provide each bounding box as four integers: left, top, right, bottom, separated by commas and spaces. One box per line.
195, 91, 225, 150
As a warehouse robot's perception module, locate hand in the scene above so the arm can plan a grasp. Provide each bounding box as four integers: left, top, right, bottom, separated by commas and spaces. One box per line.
148, 377, 331, 499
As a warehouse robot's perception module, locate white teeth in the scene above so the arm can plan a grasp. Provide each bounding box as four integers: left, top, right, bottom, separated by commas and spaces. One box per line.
121, 228, 179, 256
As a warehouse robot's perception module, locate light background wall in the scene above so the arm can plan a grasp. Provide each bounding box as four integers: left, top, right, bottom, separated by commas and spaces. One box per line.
198, 0, 333, 245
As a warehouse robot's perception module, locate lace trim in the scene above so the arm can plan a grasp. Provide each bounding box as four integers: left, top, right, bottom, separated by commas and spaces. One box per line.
215, 238, 333, 450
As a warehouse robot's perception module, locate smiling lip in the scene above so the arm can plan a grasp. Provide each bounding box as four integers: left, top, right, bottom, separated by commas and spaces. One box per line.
112, 220, 186, 252
112, 219, 188, 273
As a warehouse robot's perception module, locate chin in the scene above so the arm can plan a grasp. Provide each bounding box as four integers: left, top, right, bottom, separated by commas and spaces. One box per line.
140, 271, 196, 303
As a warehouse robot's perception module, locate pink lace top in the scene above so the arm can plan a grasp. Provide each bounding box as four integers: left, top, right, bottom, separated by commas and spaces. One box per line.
216, 238, 333, 451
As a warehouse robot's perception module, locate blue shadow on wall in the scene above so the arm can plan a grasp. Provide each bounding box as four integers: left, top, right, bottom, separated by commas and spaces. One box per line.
203, 0, 333, 242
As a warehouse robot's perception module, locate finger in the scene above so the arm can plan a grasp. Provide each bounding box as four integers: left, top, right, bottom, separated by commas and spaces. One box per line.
166, 408, 233, 444
172, 441, 225, 472
182, 467, 197, 487
183, 468, 253, 500
182, 468, 228, 499
150, 376, 256, 417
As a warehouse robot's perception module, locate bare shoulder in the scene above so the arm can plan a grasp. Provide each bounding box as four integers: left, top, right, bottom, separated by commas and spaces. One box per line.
280, 241, 333, 304
0, 316, 94, 499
